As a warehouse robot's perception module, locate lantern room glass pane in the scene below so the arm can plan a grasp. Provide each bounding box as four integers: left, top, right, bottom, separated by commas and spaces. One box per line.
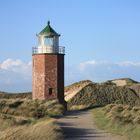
45, 37, 53, 46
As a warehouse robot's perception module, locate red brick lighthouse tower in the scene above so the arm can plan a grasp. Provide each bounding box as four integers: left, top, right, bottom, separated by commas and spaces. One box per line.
32, 21, 66, 108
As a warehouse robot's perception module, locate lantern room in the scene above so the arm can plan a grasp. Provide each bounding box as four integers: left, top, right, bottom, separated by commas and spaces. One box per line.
32, 21, 65, 54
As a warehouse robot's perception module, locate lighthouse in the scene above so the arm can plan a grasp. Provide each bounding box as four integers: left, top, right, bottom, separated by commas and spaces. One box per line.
32, 21, 66, 108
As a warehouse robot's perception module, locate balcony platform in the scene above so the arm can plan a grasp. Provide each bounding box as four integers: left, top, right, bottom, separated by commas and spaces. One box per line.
32, 46, 65, 54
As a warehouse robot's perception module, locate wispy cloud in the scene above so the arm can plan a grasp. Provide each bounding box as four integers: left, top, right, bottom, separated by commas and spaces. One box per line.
0, 58, 31, 74
65, 59, 140, 84
0, 58, 32, 92
0, 58, 140, 92
117, 61, 140, 67
79, 60, 140, 72
79, 60, 96, 71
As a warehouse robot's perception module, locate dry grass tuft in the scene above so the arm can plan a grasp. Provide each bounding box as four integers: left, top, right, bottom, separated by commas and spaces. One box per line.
102, 104, 140, 125
92, 104, 140, 140
0, 99, 64, 118
0, 99, 65, 140
0, 119, 63, 140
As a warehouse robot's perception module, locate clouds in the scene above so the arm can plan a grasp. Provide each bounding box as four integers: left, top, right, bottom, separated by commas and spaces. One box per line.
77, 60, 140, 82
0, 58, 31, 74
0, 59, 32, 92
0, 58, 140, 92
79, 60, 140, 71
117, 61, 140, 67
0, 59, 23, 70
79, 60, 110, 71
79, 60, 96, 71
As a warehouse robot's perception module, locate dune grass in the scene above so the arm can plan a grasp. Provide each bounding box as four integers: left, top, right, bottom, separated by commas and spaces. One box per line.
0, 99, 64, 118
0, 92, 32, 99
68, 83, 140, 110
69, 105, 90, 110
0, 99, 65, 140
65, 80, 92, 93
0, 119, 63, 140
92, 104, 140, 140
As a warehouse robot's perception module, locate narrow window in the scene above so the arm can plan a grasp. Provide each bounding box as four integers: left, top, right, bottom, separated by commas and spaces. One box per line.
49, 88, 53, 95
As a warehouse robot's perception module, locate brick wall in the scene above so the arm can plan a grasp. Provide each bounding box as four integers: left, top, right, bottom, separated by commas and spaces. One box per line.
32, 54, 66, 106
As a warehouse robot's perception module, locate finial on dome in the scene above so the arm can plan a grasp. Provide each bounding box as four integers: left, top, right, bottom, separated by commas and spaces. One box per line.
48, 21, 50, 25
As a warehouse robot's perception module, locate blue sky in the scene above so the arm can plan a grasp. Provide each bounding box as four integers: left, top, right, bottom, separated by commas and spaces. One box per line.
0, 0, 140, 92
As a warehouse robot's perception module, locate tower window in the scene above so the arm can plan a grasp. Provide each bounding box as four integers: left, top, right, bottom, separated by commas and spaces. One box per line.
45, 37, 53, 46
49, 88, 53, 95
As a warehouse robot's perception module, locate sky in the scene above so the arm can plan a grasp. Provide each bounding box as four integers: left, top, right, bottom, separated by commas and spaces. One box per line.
0, 0, 140, 92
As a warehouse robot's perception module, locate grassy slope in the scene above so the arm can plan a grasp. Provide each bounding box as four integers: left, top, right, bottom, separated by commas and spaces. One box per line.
0, 91, 32, 99
106, 78, 140, 97
65, 80, 92, 93
0, 119, 63, 140
92, 105, 140, 140
129, 84, 140, 97
0, 78, 140, 139
65, 80, 92, 101
106, 78, 138, 86
0, 99, 64, 140
68, 83, 140, 110
0, 99, 64, 118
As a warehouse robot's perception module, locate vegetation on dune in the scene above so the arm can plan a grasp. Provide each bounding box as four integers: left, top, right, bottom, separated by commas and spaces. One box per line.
106, 78, 138, 86
67, 82, 140, 110
65, 80, 92, 93
92, 104, 140, 140
0, 92, 32, 99
102, 78, 140, 97
65, 78, 140, 140
65, 80, 92, 101
0, 119, 63, 140
0, 99, 64, 119
129, 84, 140, 97
0, 78, 140, 139
0, 99, 65, 140
0, 114, 34, 130
103, 104, 140, 125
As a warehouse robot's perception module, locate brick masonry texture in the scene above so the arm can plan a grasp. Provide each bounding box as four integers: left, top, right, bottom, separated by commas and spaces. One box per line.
32, 54, 66, 106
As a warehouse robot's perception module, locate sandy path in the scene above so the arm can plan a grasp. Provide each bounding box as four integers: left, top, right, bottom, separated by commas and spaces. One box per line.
57, 110, 122, 140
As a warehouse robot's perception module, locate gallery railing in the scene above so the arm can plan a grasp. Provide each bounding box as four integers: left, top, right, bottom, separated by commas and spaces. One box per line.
32, 46, 65, 54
